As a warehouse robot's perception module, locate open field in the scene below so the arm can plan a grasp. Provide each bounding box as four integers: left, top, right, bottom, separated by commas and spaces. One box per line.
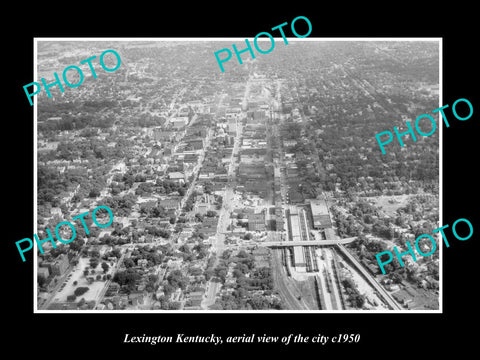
364, 194, 410, 217
51, 257, 114, 304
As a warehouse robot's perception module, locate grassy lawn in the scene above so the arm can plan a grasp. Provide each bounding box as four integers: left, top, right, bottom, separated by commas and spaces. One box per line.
365, 194, 411, 217
52, 257, 114, 303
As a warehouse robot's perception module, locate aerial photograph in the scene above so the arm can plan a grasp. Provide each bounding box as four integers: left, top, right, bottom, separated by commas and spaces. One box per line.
34, 39, 440, 311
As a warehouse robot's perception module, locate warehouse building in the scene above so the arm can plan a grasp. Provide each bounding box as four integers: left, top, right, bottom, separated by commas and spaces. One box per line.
310, 199, 332, 229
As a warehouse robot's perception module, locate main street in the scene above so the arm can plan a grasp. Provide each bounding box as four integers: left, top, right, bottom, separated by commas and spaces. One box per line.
201, 91, 242, 309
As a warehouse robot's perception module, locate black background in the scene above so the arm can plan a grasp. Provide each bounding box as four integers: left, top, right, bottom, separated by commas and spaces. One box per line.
5, 3, 478, 357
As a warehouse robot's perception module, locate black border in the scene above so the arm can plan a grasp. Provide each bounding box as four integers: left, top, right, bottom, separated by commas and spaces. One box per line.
6, 5, 479, 356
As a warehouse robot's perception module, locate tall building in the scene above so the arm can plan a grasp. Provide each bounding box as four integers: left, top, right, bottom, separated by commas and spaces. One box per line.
38, 266, 50, 279
227, 118, 237, 134
247, 212, 266, 231
49, 254, 69, 276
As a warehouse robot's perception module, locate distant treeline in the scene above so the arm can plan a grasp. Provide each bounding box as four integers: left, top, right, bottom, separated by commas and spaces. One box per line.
38, 100, 117, 131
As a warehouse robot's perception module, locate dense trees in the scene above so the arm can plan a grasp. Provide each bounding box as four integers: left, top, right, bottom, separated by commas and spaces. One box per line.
89, 188, 101, 198
214, 273, 282, 310
155, 179, 186, 195
48, 245, 68, 259
209, 249, 280, 310
203, 182, 214, 194
110, 181, 126, 195
38, 101, 117, 132
282, 122, 302, 140
188, 267, 203, 276
103, 194, 137, 217
301, 97, 439, 194
136, 114, 165, 128
140, 202, 167, 218
74, 287, 89, 297
248, 294, 283, 310
238, 266, 274, 290
166, 270, 189, 290
213, 263, 228, 283
193, 242, 209, 260
37, 166, 67, 207
52, 139, 114, 162
342, 279, 365, 309
113, 269, 141, 292
135, 182, 154, 196
204, 255, 216, 281
129, 247, 164, 266
183, 192, 196, 212
145, 226, 170, 239
69, 239, 85, 253
123, 258, 135, 268
206, 210, 217, 217
155, 295, 181, 310
89, 258, 99, 270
